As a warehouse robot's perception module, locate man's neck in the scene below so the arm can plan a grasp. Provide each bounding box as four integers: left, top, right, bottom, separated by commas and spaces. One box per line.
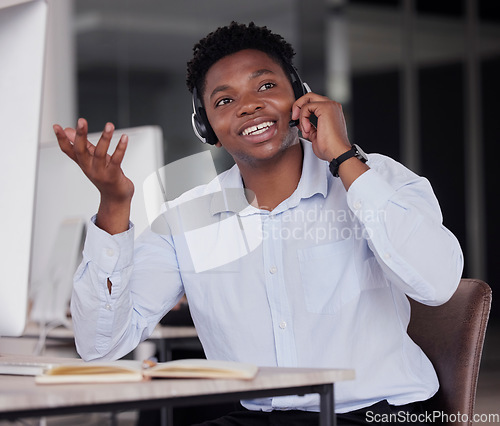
238, 142, 303, 211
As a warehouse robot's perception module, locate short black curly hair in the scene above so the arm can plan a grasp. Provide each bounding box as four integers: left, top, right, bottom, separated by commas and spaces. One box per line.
186, 21, 295, 96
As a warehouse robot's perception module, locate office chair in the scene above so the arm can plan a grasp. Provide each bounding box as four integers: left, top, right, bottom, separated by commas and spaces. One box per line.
407, 278, 492, 426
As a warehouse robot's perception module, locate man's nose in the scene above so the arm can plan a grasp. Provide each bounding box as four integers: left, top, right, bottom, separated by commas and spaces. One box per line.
237, 93, 264, 116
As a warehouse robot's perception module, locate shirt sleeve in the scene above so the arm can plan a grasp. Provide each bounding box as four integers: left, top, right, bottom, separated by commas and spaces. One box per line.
71, 216, 184, 361
346, 154, 464, 305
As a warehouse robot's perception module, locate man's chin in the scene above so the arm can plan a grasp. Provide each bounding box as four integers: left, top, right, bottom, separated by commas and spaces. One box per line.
281, 127, 301, 150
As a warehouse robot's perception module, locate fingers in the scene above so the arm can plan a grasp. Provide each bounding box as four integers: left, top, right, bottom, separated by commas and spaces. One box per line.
295, 102, 318, 138
109, 134, 129, 167
63, 126, 99, 156
292, 93, 328, 138
86, 140, 96, 156
93, 122, 114, 170
53, 119, 119, 172
291, 93, 327, 119
54, 119, 96, 169
291, 93, 351, 161
63, 127, 76, 142
73, 118, 88, 154
293, 94, 345, 133
93, 123, 129, 170
53, 119, 133, 204
53, 124, 78, 163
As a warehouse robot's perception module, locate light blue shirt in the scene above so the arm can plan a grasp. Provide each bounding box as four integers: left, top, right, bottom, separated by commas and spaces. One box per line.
71, 139, 463, 413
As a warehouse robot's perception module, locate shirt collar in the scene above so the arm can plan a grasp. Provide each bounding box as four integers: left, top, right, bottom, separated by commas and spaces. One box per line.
297, 138, 329, 200
209, 139, 329, 216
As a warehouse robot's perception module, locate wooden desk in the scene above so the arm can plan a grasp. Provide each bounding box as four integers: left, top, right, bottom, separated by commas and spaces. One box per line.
19, 322, 199, 426
0, 354, 354, 426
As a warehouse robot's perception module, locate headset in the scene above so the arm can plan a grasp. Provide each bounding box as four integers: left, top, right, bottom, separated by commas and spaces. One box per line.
191, 63, 310, 145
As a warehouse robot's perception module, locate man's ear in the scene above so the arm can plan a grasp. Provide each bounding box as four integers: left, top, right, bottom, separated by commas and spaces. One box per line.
215, 141, 222, 147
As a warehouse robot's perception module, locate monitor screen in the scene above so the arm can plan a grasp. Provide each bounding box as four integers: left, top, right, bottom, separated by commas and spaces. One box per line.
0, 0, 47, 337
29, 126, 164, 325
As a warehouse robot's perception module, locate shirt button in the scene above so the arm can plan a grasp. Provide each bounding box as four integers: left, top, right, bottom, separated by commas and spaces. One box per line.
269, 266, 277, 274
105, 304, 112, 311
353, 200, 362, 210
279, 321, 287, 329
383, 253, 391, 260
106, 248, 115, 257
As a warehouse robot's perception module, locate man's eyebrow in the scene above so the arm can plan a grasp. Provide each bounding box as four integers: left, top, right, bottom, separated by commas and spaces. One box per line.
210, 85, 230, 100
249, 68, 274, 79
209, 69, 275, 100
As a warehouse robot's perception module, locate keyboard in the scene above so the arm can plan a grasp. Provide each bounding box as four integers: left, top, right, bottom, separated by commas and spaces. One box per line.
0, 360, 55, 376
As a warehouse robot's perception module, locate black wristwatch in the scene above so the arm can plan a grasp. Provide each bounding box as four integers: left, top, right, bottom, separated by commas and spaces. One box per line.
329, 144, 368, 177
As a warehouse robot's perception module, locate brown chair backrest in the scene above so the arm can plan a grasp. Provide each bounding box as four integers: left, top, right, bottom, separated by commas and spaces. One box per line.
407, 278, 492, 426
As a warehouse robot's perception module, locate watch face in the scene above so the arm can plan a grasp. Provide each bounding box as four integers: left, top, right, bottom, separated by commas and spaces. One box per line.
353, 144, 368, 163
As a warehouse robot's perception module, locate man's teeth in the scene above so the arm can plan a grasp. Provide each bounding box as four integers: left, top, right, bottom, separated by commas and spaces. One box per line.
242, 121, 274, 136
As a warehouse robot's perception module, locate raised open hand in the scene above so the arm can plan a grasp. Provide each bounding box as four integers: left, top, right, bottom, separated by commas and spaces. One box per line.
53, 118, 134, 234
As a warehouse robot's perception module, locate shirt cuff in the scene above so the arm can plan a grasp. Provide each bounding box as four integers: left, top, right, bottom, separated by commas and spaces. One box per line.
346, 169, 396, 221
82, 215, 135, 274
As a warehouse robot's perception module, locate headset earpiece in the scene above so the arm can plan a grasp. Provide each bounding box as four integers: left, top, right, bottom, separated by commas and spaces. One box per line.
191, 86, 219, 145
191, 64, 309, 145
287, 64, 309, 100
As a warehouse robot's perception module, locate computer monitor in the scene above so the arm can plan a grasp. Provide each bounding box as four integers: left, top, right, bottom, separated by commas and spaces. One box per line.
29, 126, 164, 326
0, 0, 47, 337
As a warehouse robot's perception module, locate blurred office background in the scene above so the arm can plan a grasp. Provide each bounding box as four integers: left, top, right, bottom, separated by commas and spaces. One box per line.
44, 0, 500, 317
39, 0, 499, 420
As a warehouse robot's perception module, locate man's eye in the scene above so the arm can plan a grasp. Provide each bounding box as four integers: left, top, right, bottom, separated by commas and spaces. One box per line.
215, 98, 232, 107
259, 82, 275, 91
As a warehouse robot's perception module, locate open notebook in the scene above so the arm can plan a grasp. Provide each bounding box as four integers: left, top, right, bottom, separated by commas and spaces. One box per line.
34, 359, 258, 384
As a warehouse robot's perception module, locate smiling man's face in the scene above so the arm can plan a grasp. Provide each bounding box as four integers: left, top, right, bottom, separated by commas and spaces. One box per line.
203, 49, 299, 167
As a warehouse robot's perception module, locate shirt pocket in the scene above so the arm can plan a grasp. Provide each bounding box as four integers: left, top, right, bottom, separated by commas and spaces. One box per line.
298, 237, 359, 315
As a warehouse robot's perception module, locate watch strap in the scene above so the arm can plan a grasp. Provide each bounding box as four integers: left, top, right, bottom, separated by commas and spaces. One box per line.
329, 146, 357, 177
329, 144, 368, 177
